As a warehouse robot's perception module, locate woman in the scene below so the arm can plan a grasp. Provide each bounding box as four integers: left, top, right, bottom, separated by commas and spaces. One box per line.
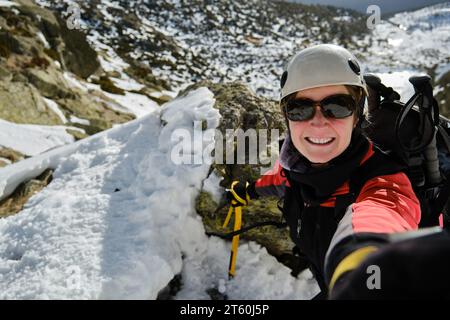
227, 44, 421, 298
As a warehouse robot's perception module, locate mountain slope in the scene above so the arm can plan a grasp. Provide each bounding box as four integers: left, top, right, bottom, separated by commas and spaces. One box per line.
35, 0, 368, 99
33, 0, 449, 109
363, 2, 450, 113
3, 0, 448, 167
0, 0, 162, 166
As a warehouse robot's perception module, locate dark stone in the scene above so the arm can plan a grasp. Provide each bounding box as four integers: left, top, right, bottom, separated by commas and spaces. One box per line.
56, 16, 100, 79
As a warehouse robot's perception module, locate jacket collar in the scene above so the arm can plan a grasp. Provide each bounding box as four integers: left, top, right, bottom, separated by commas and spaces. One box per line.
280, 129, 370, 205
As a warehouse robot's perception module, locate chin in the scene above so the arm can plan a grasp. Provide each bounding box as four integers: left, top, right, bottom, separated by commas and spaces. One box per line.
310, 158, 331, 164
306, 154, 335, 164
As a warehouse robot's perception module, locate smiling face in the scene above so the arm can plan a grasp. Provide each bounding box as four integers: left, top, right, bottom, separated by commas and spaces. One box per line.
288, 85, 357, 165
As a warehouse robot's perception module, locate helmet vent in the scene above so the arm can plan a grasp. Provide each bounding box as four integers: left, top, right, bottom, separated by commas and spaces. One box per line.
280, 71, 288, 89
348, 59, 361, 75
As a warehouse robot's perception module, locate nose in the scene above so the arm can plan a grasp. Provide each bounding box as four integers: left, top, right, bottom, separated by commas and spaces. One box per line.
309, 106, 329, 126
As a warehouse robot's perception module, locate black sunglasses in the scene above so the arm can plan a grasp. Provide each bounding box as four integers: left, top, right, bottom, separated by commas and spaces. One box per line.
284, 94, 357, 121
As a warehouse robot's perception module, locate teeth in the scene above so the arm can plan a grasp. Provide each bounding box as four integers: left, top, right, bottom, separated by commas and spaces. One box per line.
307, 137, 333, 144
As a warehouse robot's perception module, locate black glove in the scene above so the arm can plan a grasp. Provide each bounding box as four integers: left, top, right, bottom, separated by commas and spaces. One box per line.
330, 229, 450, 300
226, 180, 258, 206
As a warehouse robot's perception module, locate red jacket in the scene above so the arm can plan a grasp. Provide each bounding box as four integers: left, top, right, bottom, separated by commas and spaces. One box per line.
255, 144, 420, 233
253, 140, 421, 294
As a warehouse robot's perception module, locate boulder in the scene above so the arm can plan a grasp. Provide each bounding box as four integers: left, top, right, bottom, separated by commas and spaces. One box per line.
56, 15, 101, 79
0, 65, 12, 81
185, 81, 296, 268
0, 169, 53, 218
0, 80, 63, 125
0, 147, 24, 167
57, 93, 135, 135
25, 67, 73, 99
0, 31, 23, 57
16, 0, 100, 79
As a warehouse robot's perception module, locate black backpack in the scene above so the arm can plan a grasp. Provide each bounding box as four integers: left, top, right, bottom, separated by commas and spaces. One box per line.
362, 74, 450, 228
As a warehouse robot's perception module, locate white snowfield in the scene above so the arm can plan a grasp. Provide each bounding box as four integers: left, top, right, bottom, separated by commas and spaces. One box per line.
363, 3, 450, 74
0, 119, 76, 157
0, 88, 319, 300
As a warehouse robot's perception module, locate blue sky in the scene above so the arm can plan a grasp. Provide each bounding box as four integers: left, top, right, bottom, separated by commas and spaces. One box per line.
288, 0, 449, 14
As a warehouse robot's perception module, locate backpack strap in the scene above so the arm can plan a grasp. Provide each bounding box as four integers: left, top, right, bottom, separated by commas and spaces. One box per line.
280, 169, 304, 240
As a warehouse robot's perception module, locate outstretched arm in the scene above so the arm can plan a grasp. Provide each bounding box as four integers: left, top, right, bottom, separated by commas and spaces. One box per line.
324, 172, 421, 297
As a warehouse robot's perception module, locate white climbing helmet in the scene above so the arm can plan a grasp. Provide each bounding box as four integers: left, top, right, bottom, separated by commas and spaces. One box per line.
280, 44, 369, 100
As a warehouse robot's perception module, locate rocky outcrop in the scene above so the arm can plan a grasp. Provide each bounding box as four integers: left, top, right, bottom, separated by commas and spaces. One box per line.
25, 67, 73, 99
0, 0, 137, 145
185, 81, 300, 271
56, 16, 100, 79
56, 93, 135, 135
181, 80, 286, 182
0, 80, 63, 125
37, 0, 369, 99
0, 169, 53, 218
0, 31, 23, 57
0, 147, 25, 168
16, 0, 100, 79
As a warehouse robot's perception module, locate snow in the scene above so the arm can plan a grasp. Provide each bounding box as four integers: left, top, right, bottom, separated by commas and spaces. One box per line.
365, 3, 450, 74
63, 72, 88, 93
148, 90, 177, 100
43, 98, 67, 124
96, 51, 129, 75
202, 170, 224, 205
111, 77, 145, 91
102, 91, 160, 118
0, 118, 75, 157
69, 115, 90, 126
64, 64, 159, 118
36, 31, 50, 49
0, 0, 19, 7
65, 72, 158, 118
0, 88, 319, 299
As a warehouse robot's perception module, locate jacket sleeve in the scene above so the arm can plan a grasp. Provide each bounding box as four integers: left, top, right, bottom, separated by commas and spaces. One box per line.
328, 228, 450, 299
324, 172, 421, 292
253, 159, 290, 198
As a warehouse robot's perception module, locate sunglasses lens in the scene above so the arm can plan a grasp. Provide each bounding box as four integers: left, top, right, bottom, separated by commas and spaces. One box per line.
285, 95, 356, 121
321, 95, 356, 119
286, 100, 315, 121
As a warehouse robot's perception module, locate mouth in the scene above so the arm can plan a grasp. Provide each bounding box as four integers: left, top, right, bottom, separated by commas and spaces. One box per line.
305, 137, 335, 146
